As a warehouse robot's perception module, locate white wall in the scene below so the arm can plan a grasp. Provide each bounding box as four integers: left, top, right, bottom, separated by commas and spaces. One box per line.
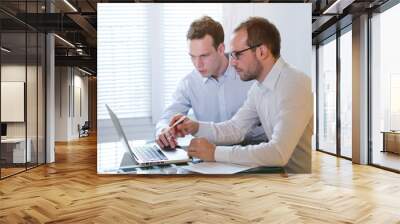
223, 3, 312, 76
55, 67, 68, 141
1, 65, 26, 81
76, 74, 89, 123
1, 65, 26, 140
1, 63, 46, 163
55, 67, 89, 141
1, 65, 36, 137
72, 73, 89, 137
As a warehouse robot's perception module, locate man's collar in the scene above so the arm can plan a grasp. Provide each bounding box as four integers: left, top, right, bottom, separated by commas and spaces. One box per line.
202, 73, 210, 83
257, 57, 285, 91
201, 63, 234, 84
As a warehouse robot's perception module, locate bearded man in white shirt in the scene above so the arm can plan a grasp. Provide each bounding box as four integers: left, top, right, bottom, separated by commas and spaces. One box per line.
169, 17, 313, 173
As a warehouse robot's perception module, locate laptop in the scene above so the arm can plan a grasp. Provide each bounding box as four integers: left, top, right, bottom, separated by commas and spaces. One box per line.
105, 104, 191, 168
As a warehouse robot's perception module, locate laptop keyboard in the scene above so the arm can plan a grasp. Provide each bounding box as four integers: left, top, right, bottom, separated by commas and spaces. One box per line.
135, 146, 168, 161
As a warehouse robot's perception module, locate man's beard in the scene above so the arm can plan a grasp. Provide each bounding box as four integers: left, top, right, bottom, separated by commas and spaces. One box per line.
239, 59, 262, 81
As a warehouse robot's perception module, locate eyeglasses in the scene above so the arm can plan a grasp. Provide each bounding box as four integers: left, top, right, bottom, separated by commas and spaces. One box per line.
229, 43, 262, 60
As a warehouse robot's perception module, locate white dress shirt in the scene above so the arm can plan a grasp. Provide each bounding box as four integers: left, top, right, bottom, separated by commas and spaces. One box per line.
195, 58, 313, 173
156, 62, 266, 142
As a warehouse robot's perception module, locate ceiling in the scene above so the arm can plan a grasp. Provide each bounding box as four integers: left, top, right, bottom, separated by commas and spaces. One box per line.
0, 0, 393, 75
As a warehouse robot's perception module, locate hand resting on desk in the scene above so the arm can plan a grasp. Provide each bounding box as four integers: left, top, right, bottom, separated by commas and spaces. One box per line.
187, 138, 216, 162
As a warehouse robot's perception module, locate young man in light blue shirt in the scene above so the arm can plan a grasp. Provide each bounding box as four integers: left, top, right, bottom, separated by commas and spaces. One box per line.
155, 16, 265, 149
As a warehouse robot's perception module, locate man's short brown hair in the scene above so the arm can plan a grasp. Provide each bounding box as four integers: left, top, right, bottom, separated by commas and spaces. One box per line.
234, 17, 281, 58
187, 16, 224, 50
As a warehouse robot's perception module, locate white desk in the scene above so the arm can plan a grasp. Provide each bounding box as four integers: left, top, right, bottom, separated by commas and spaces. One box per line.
1, 138, 31, 163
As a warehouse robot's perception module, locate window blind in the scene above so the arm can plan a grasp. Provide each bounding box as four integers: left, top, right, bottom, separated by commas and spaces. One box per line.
98, 4, 223, 121
97, 4, 151, 119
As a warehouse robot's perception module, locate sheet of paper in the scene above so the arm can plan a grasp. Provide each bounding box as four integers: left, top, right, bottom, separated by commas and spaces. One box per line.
181, 162, 256, 174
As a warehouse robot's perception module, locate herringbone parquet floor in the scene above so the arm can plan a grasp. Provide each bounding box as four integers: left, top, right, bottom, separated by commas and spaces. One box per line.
1, 134, 400, 223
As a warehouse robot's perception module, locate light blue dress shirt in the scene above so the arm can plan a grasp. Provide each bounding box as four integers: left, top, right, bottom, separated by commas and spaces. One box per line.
156, 63, 266, 142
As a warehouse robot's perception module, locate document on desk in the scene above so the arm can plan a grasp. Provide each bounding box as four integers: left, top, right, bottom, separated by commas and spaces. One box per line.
182, 162, 256, 174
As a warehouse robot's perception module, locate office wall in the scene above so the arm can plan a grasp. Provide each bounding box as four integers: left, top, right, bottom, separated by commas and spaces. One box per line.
54, 67, 89, 141
1, 64, 41, 138
55, 67, 69, 141
222, 3, 312, 77
1, 65, 25, 139
73, 73, 89, 137
1, 62, 45, 169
